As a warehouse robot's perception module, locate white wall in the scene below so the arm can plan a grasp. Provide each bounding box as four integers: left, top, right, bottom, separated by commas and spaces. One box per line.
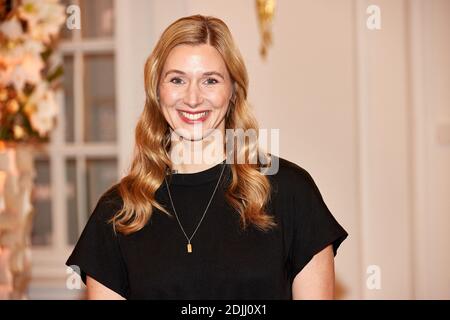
410, 0, 450, 299
356, 0, 413, 299
115, 0, 450, 299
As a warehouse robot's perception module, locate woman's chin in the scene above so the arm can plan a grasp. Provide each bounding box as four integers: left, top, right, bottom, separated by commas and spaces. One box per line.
172, 124, 215, 141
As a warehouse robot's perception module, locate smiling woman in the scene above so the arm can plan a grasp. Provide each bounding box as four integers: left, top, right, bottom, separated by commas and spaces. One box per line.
66, 14, 348, 300
158, 44, 233, 139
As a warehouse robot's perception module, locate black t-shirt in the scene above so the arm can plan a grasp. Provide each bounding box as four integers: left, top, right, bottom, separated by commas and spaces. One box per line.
66, 156, 348, 299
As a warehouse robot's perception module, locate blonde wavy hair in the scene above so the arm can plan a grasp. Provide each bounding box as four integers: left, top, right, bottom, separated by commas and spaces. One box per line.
111, 14, 276, 235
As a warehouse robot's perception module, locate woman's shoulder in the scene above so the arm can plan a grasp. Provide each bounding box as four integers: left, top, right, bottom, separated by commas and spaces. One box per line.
89, 183, 123, 222
266, 155, 317, 192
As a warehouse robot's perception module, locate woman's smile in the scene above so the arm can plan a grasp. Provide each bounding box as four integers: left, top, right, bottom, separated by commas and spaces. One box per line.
177, 109, 211, 123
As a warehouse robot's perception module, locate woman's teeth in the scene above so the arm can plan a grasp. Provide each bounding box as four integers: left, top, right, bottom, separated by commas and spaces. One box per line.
180, 111, 208, 120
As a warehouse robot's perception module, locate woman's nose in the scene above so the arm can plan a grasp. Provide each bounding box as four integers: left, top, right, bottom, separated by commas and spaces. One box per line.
183, 82, 203, 107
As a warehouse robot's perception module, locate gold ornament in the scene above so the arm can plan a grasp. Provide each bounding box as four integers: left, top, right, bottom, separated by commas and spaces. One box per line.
255, 0, 276, 59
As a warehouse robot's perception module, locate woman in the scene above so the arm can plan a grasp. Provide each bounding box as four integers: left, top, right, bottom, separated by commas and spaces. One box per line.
66, 14, 348, 300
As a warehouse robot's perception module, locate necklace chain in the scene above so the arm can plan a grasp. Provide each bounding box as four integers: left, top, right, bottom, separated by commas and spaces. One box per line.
164, 162, 227, 253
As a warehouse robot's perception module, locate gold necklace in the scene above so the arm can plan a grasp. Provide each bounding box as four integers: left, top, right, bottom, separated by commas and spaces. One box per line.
164, 162, 226, 253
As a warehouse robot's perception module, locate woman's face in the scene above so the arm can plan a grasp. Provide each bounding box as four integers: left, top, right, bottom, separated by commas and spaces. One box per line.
158, 44, 234, 141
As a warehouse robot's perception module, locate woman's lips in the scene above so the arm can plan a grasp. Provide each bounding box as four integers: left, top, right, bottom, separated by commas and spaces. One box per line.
178, 110, 211, 124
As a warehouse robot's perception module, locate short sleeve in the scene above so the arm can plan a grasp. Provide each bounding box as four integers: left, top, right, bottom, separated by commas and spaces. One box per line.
288, 169, 348, 283
65, 188, 129, 298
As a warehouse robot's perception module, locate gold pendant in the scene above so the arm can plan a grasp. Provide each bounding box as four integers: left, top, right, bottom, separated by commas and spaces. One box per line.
187, 243, 192, 253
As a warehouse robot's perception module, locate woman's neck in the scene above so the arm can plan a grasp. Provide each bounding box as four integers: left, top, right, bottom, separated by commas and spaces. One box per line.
169, 132, 226, 174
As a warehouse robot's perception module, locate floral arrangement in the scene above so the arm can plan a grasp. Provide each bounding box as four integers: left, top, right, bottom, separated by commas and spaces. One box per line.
0, 0, 65, 143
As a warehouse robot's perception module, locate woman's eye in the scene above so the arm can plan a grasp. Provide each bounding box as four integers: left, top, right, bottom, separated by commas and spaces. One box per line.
170, 77, 184, 85
205, 78, 218, 85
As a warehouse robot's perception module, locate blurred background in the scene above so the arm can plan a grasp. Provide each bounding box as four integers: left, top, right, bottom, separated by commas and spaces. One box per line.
0, 0, 449, 300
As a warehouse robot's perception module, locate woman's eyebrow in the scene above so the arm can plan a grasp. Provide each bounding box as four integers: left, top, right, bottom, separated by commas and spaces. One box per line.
164, 69, 185, 77
164, 69, 224, 80
203, 71, 224, 80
